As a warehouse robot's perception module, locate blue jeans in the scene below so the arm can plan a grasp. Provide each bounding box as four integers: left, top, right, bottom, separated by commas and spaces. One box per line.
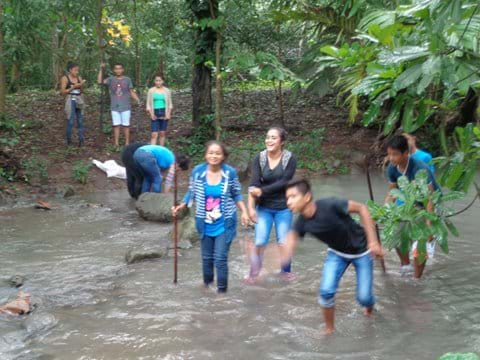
251, 206, 293, 276
201, 232, 231, 293
133, 150, 162, 193
66, 99, 84, 144
319, 250, 375, 308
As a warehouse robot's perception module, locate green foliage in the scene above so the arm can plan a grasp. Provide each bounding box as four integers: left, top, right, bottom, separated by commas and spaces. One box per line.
435, 123, 480, 192
0, 167, 16, 182
177, 114, 216, 162
304, 0, 480, 134
286, 128, 326, 170
72, 160, 92, 185
0, 114, 20, 146
368, 170, 463, 263
22, 157, 49, 185
438, 354, 480, 360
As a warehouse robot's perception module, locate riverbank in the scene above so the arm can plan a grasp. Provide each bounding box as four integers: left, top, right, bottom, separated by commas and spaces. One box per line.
0, 88, 379, 204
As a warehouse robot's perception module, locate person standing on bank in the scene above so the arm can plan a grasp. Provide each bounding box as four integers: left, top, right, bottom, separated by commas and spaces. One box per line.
98, 62, 140, 148
60, 63, 86, 146
280, 178, 384, 335
172, 141, 250, 295
244, 127, 297, 283
146, 74, 173, 146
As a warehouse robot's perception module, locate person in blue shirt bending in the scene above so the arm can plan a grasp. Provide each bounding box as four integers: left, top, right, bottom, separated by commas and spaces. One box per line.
133, 145, 190, 194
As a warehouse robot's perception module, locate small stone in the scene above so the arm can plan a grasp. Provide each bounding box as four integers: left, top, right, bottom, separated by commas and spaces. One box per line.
8, 275, 25, 288
62, 185, 75, 198
125, 247, 167, 264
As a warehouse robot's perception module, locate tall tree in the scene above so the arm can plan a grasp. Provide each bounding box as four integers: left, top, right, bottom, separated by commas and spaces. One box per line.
189, 0, 217, 128
0, 0, 5, 114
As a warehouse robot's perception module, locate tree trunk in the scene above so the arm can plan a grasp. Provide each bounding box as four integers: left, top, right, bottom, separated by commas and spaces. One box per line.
209, 0, 222, 140
0, 1, 6, 114
133, 0, 141, 87
214, 33, 222, 140
192, 64, 212, 127
96, 0, 106, 130
277, 26, 285, 126
9, 61, 20, 93
190, 0, 216, 127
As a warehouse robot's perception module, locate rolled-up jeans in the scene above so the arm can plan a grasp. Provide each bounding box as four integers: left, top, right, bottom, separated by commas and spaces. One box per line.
250, 206, 293, 277
318, 250, 375, 308
201, 232, 231, 293
133, 149, 162, 193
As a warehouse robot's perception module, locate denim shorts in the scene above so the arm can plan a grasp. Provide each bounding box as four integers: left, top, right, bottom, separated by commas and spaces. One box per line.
151, 108, 168, 132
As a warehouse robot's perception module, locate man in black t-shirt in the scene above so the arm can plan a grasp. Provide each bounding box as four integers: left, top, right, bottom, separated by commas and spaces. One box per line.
281, 179, 384, 335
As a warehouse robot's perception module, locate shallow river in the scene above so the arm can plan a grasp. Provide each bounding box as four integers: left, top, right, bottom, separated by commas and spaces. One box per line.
1, 174, 479, 360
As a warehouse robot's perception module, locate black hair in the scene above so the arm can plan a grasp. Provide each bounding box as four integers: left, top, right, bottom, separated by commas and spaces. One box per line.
386, 135, 409, 153
286, 178, 312, 196
267, 127, 288, 142
113, 63, 124, 68
205, 140, 229, 161
154, 73, 165, 80
67, 63, 79, 72
176, 154, 190, 170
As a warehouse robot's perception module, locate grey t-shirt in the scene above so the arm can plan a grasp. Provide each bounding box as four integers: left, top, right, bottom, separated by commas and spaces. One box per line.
105, 76, 133, 112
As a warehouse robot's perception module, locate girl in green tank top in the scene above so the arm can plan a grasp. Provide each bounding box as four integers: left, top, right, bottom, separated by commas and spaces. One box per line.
146, 75, 173, 146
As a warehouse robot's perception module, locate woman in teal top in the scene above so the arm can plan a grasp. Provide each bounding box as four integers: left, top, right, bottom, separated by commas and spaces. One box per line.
146, 75, 173, 146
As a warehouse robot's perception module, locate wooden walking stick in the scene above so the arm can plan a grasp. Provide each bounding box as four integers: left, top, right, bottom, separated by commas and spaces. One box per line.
173, 138, 179, 284
364, 156, 387, 274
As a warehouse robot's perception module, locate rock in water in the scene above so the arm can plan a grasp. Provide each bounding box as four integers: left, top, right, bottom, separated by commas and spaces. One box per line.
125, 247, 167, 264
135, 192, 188, 222
62, 185, 75, 198
8, 275, 25, 288
167, 216, 198, 246
227, 150, 251, 181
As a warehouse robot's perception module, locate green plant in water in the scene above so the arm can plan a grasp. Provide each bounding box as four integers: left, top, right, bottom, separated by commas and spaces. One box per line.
368, 170, 463, 264
72, 160, 92, 184
438, 353, 480, 360
435, 123, 480, 192
22, 157, 49, 185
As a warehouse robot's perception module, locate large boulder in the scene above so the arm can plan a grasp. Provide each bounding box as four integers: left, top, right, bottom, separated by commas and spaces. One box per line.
125, 246, 167, 264
135, 192, 188, 222
227, 149, 252, 182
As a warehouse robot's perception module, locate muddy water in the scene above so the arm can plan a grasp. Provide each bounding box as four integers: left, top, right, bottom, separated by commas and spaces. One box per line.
1, 174, 479, 360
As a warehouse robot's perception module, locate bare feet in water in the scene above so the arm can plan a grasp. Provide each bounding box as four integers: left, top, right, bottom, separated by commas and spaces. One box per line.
364, 306, 374, 316
305, 327, 334, 339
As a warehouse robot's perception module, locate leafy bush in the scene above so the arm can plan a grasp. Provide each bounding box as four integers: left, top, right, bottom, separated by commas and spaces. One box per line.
22, 157, 49, 185
72, 160, 92, 184
368, 170, 463, 263
438, 353, 479, 360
